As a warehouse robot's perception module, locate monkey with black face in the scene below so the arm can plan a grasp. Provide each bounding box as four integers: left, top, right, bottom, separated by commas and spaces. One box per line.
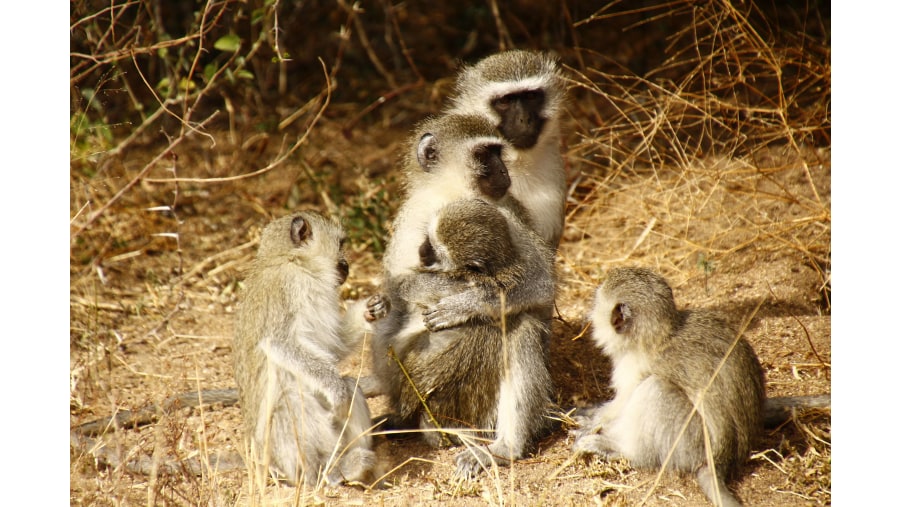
233, 211, 376, 487
447, 49, 567, 248
572, 267, 766, 507
379, 198, 556, 479
366, 114, 556, 399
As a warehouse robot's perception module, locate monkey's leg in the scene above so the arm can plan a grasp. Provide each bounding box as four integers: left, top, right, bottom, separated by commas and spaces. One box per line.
696, 465, 743, 507
572, 432, 625, 461
454, 316, 552, 479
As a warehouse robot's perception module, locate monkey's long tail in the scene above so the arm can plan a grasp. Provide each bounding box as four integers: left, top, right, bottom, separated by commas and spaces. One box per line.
72, 388, 239, 436
762, 394, 830, 428
71, 388, 244, 477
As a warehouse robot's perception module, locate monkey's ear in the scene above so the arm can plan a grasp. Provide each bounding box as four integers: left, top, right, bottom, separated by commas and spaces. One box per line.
417, 133, 439, 171
611, 303, 633, 335
290, 216, 312, 246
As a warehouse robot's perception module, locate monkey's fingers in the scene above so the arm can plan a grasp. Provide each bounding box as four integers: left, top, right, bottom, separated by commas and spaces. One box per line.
422, 307, 468, 332
365, 294, 390, 322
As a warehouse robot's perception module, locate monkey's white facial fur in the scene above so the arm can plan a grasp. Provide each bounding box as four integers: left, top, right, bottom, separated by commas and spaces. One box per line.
449, 50, 564, 150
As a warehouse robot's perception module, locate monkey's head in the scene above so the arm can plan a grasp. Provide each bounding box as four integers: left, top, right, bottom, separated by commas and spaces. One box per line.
590, 267, 678, 358
256, 211, 349, 287
450, 50, 565, 150
409, 114, 511, 200
418, 199, 516, 278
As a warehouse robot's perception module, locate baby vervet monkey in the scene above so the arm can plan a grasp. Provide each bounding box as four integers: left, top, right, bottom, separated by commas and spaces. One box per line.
232, 211, 376, 487
373, 198, 556, 479
446, 49, 567, 248
572, 267, 766, 507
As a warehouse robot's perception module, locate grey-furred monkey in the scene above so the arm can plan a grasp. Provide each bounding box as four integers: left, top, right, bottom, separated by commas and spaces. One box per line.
363, 113, 556, 398
572, 267, 765, 507
446, 49, 567, 248
374, 198, 556, 479
232, 211, 376, 487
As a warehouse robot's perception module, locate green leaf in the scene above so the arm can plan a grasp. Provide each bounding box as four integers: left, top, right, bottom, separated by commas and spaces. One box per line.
235, 69, 254, 80
214, 33, 241, 52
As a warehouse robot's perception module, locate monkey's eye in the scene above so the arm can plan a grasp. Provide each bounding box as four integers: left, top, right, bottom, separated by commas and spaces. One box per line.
466, 259, 487, 274
417, 133, 438, 171
491, 95, 512, 112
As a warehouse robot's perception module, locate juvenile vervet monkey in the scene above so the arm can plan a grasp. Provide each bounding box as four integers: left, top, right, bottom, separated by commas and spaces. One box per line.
232, 211, 376, 487
375, 198, 556, 479
572, 267, 766, 507
446, 49, 567, 248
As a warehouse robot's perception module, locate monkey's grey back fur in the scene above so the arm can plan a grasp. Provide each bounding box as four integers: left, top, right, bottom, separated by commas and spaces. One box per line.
233, 211, 375, 487
574, 267, 765, 507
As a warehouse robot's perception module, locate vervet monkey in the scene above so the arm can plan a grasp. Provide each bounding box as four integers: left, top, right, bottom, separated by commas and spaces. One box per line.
572, 267, 766, 507
376, 199, 557, 479
365, 114, 556, 397
382, 113, 529, 281
232, 211, 376, 487
447, 49, 567, 248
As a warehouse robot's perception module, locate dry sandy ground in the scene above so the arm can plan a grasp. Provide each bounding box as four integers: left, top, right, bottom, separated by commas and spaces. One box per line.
70, 114, 830, 505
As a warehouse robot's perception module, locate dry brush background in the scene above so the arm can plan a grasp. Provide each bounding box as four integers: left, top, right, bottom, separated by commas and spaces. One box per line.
70, 1, 830, 505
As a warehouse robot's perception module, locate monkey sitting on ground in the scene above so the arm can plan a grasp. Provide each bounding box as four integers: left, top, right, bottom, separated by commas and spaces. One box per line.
232, 211, 377, 487
373, 198, 556, 480
364, 113, 556, 400
446, 49, 567, 249
572, 267, 766, 507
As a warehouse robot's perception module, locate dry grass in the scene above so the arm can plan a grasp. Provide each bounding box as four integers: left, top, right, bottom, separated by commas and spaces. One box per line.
71, 1, 829, 505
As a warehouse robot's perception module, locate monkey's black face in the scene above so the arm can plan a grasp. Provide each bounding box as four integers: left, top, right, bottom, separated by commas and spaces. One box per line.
491, 89, 546, 149
337, 257, 349, 285
472, 143, 510, 199
419, 238, 437, 268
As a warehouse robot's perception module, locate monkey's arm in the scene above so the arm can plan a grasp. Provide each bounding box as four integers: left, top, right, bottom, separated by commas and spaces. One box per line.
259, 338, 352, 412
421, 254, 555, 332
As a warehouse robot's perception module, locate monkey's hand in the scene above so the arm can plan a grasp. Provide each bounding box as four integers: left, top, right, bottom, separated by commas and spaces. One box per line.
421, 289, 489, 332
365, 294, 390, 322
316, 380, 353, 418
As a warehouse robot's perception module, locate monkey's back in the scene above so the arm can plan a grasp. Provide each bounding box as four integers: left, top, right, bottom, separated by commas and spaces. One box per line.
656, 310, 766, 476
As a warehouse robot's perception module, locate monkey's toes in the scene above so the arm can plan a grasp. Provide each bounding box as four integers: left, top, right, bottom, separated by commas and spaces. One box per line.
453, 448, 489, 481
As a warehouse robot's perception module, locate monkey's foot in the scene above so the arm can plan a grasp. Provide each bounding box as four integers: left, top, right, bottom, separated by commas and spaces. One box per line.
453, 445, 513, 480
572, 433, 621, 461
